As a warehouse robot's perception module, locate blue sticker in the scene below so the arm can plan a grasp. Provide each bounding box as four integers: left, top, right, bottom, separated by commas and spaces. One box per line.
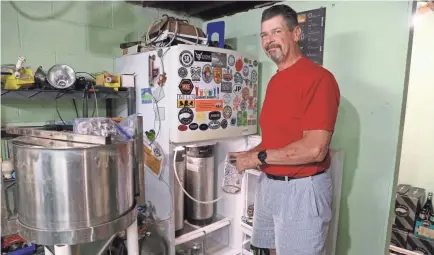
141, 88, 153, 104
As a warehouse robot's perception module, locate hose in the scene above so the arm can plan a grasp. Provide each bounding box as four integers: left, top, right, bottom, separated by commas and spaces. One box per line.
173, 147, 222, 205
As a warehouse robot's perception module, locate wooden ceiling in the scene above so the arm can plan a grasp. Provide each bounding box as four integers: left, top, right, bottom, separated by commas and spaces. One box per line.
127, 1, 279, 21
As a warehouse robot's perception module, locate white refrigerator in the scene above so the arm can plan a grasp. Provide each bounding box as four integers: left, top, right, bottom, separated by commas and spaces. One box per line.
115, 44, 343, 255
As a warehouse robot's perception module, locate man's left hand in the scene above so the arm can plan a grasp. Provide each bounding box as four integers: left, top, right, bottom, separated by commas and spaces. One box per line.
231, 151, 260, 173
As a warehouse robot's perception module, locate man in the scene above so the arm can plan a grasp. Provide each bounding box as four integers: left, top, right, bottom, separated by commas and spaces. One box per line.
231, 4, 340, 255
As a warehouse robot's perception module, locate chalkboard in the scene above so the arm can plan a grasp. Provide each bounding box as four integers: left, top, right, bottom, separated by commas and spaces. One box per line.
297, 7, 326, 65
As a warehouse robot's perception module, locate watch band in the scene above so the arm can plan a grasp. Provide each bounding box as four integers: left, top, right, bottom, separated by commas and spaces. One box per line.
258, 150, 267, 165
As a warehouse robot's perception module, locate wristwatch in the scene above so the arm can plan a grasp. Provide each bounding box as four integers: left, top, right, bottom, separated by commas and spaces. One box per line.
257, 150, 268, 165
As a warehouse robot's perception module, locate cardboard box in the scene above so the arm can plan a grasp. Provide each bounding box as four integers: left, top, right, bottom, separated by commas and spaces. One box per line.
407, 233, 434, 254
390, 227, 409, 248
394, 185, 425, 232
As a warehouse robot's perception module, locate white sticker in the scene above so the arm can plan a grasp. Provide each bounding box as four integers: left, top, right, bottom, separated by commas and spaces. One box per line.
241, 128, 249, 135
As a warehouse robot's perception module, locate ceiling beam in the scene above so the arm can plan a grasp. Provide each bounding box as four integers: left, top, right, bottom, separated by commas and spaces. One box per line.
185, 1, 232, 16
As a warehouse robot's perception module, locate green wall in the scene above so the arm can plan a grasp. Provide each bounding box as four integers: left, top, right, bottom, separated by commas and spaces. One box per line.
1, 1, 202, 125
205, 1, 413, 254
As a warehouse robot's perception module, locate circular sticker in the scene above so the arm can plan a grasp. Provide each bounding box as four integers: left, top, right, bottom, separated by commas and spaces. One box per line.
253, 60, 258, 67
251, 70, 258, 83
221, 119, 228, 129
241, 87, 250, 100
213, 67, 222, 84
223, 105, 232, 119
230, 117, 236, 126
223, 93, 232, 104
179, 50, 194, 67
242, 65, 249, 77
178, 67, 188, 78
202, 64, 213, 83
240, 100, 247, 111
178, 108, 194, 125
228, 55, 235, 66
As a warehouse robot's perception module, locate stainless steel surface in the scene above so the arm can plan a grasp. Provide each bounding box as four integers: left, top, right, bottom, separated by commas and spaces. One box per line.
174, 148, 186, 233
6, 127, 110, 145
47, 64, 76, 89
185, 145, 215, 223
12, 139, 136, 245
135, 115, 145, 205
12, 136, 98, 148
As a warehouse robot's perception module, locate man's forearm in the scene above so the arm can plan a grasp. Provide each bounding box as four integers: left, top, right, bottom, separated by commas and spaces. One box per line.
264, 139, 328, 166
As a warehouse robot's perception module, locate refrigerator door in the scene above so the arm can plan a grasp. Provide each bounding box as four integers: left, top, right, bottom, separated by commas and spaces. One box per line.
168, 45, 259, 144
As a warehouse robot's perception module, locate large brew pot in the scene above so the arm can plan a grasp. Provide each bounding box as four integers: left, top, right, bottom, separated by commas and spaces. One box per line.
12, 139, 137, 245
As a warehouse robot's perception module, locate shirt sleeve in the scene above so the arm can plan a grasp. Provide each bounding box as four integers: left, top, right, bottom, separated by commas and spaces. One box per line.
301, 71, 340, 131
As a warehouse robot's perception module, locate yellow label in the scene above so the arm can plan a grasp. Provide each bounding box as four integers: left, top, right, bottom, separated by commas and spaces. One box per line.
177, 99, 195, 108
144, 145, 162, 176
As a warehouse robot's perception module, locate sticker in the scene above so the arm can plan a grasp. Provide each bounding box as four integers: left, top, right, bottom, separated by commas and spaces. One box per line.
179, 50, 194, 67
178, 67, 188, 78
242, 65, 249, 77
196, 99, 223, 112
240, 100, 247, 111
223, 105, 232, 119
221, 82, 233, 93
223, 67, 233, 81
253, 60, 258, 67
233, 84, 242, 94
209, 111, 222, 120
241, 87, 250, 100
194, 50, 212, 62
234, 72, 243, 84
237, 112, 243, 126
213, 67, 222, 84
144, 143, 163, 177
196, 112, 206, 121
244, 58, 249, 63
248, 96, 257, 109
197, 89, 218, 98
190, 67, 201, 82
243, 111, 248, 126
141, 88, 153, 104
178, 108, 194, 125
178, 125, 188, 131
211, 52, 227, 67
208, 120, 221, 130
235, 58, 244, 72
221, 119, 228, 129
177, 94, 195, 108
251, 70, 258, 83
202, 64, 213, 83
223, 93, 232, 104
199, 124, 209, 131
178, 79, 194, 95
227, 55, 235, 66
189, 123, 199, 130
253, 84, 258, 96
231, 117, 236, 126
233, 95, 241, 111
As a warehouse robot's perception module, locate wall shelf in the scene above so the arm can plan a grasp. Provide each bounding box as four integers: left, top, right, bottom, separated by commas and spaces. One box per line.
1, 89, 132, 100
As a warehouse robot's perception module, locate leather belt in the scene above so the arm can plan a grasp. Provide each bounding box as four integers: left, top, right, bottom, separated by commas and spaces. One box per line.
265, 170, 327, 182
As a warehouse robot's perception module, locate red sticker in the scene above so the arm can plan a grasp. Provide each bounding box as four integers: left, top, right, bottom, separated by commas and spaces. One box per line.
235, 58, 243, 72
178, 125, 188, 131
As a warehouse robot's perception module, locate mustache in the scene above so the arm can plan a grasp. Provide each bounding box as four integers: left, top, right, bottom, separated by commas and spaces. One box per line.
265, 43, 281, 51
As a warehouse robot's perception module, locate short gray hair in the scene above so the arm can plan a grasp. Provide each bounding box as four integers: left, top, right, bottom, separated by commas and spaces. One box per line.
261, 4, 298, 31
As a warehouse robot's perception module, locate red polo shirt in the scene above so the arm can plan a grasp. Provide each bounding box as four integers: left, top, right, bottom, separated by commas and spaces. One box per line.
259, 57, 340, 177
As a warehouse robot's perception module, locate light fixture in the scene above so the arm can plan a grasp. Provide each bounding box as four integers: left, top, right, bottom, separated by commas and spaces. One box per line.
47, 64, 76, 89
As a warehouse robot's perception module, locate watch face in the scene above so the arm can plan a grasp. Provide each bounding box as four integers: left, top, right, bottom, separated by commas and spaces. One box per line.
258, 151, 267, 163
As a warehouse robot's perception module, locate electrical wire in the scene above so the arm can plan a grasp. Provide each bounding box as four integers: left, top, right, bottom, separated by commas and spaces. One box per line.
72, 99, 79, 117
173, 148, 223, 205
55, 92, 66, 125
76, 72, 99, 117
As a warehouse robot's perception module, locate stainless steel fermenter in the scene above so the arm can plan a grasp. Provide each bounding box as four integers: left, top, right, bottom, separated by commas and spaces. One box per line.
12, 136, 137, 245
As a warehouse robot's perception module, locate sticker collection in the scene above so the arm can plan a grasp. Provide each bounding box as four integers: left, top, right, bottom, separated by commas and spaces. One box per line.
177, 49, 258, 132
